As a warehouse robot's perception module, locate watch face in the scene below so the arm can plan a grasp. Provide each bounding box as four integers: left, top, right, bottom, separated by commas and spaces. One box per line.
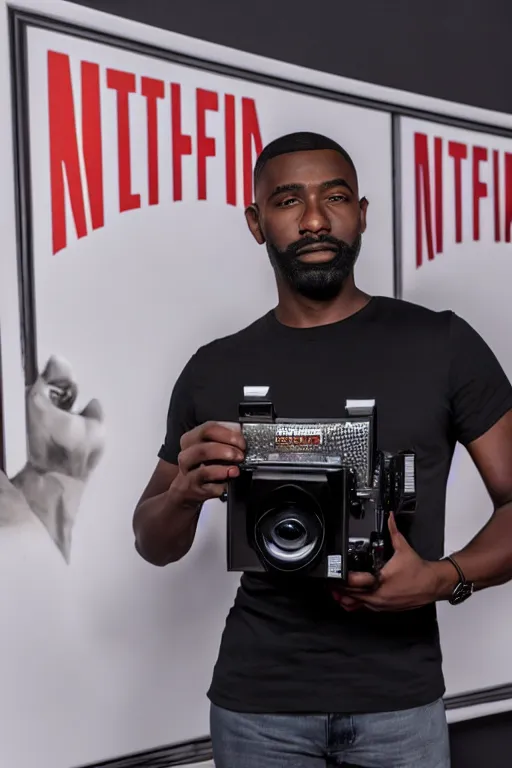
450, 582, 474, 605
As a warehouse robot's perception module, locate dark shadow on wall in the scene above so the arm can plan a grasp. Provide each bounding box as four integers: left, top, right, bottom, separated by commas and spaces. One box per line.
67, 0, 512, 115
450, 711, 512, 768
76, 735, 212, 767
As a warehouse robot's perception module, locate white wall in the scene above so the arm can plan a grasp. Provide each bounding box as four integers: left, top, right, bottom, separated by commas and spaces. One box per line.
2, 4, 512, 768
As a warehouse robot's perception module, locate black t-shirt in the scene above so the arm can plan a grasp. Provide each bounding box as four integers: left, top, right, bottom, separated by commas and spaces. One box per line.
158, 296, 512, 714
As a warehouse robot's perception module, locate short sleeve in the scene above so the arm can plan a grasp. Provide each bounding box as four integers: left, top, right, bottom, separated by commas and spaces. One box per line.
157, 353, 200, 465
448, 312, 512, 446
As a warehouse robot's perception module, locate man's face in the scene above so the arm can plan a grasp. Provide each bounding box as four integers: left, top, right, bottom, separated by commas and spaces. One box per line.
246, 149, 368, 301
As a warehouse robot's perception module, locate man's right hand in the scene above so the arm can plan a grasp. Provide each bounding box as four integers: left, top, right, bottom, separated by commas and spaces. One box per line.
171, 421, 246, 506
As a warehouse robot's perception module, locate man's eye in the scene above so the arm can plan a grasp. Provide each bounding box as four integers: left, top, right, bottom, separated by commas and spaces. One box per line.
328, 194, 347, 202
277, 197, 299, 207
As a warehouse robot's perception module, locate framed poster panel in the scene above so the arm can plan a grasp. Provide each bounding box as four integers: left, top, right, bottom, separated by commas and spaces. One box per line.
399, 114, 512, 702
2, 12, 394, 768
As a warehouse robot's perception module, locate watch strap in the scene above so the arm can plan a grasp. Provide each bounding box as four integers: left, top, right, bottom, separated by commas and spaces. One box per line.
445, 554, 466, 584
443, 554, 474, 605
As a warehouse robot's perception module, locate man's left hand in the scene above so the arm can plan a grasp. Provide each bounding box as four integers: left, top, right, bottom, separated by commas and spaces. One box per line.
331, 513, 457, 612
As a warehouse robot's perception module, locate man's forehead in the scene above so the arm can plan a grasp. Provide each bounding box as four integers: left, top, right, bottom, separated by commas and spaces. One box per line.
256, 149, 357, 191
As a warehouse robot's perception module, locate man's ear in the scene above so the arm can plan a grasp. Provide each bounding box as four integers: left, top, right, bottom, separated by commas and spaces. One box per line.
245, 204, 265, 245
359, 197, 369, 234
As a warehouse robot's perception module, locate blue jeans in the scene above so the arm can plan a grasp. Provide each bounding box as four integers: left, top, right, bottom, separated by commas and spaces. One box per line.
210, 699, 450, 767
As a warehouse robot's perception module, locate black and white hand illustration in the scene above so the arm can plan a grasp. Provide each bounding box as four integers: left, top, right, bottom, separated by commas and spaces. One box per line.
0, 355, 106, 561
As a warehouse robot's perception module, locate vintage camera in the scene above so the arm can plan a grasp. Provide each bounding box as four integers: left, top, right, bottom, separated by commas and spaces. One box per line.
225, 387, 416, 580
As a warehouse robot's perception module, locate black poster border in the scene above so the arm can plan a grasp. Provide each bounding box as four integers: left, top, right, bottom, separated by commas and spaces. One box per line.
4, 8, 512, 765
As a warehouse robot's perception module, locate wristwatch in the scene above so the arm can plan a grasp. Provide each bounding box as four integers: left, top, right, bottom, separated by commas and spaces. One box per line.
443, 554, 474, 605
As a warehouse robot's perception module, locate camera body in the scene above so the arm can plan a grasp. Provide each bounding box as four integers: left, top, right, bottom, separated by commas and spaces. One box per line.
226, 387, 416, 580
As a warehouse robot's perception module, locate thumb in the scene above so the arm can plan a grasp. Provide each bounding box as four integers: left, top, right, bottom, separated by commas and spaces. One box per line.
388, 512, 408, 551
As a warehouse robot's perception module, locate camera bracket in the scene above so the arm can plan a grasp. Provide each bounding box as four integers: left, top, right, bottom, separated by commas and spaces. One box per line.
239, 386, 275, 423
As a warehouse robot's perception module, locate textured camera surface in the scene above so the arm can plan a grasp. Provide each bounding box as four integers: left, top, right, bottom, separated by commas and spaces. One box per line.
243, 420, 371, 487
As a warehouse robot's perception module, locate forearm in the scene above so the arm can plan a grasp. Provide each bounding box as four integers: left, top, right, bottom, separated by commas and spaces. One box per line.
453, 501, 512, 589
134, 485, 201, 566
433, 501, 512, 598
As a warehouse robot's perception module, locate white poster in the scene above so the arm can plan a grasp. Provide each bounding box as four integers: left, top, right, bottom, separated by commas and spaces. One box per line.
0, 22, 395, 768
400, 116, 512, 698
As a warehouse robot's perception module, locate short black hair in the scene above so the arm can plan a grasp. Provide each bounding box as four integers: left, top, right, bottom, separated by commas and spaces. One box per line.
253, 131, 357, 188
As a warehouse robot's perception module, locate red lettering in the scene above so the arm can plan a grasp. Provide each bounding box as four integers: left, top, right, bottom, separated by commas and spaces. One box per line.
414, 133, 434, 268
472, 146, 488, 241
81, 61, 104, 235
434, 137, 443, 254
494, 150, 501, 242
141, 77, 165, 206
48, 52, 88, 254
196, 89, 218, 200
224, 94, 237, 206
106, 69, 140, 213
171, 83, 192, 201
50, 60, 265, 236
505, 153, 512, 243
242, 98, 263, 208
448, 141, 467, 243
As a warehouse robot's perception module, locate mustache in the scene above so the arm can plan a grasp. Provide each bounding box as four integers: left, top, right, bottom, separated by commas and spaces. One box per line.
283, 234, 353, 257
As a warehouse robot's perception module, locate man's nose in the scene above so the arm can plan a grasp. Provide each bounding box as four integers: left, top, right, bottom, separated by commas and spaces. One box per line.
298, 201, 331, 236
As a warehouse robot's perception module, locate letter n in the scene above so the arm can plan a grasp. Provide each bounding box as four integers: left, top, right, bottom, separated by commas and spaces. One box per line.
48, 51, 103, 254
414, 133, 435, 268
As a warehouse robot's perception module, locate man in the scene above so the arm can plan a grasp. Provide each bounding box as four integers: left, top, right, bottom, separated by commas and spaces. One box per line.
132, 132, 512, 767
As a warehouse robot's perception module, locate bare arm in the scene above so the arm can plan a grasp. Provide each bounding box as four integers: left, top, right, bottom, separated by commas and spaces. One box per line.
133, 422, 245, 567
434, 408, 512, 593
133, 460, 201, 566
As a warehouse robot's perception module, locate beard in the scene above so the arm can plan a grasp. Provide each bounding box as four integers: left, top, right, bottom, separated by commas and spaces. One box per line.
266, 233, 362, 301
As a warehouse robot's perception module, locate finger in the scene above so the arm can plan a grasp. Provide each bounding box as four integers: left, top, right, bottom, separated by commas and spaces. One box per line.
194, 463, 240, 487
358, 601, 419, 613
388, 512, 408, 551
179, 441, 245, 473
346, 571, 379, 591
330, 588, 363, 605
201, 422, 246, 451
332, 593, 365, 611
181, 422, 246, 452
340, 601, 365, 612
197, 482, 229, 500
348, 591, 424, 612
345, 593, 383, 611
190, 467, 240, 502
193, 465, 241, 502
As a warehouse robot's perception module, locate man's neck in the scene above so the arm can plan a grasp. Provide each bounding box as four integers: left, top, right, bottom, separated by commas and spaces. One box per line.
274, 280, 372, 329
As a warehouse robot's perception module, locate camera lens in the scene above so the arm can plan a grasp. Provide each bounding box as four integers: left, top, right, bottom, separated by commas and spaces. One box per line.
256, 495, 324, 572
271, 518, 308, 551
